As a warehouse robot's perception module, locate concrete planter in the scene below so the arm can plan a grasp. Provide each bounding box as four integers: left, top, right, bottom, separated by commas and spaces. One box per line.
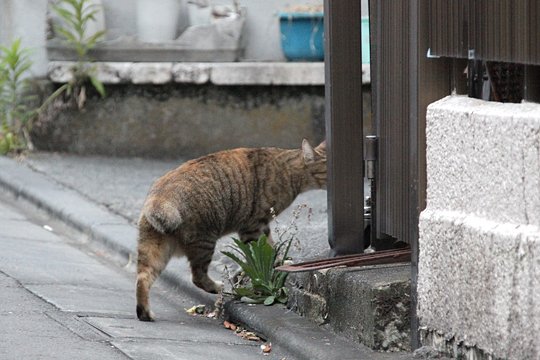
136, 0, 182, 42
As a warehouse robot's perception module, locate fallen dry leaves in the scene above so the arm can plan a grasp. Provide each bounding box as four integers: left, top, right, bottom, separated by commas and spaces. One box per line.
186, 305, 276, 356
223, 320, 261, 341
223, 320, 237, 331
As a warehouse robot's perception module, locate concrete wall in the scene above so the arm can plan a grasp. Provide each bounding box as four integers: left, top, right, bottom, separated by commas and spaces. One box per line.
31, 83, 328, 158
418, 95, 540, 359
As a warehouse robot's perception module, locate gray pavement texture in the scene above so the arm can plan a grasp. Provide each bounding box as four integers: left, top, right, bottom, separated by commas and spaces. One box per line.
0, 153, 411, 360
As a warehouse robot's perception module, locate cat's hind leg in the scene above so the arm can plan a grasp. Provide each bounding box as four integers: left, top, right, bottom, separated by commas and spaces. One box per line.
185, 241, 222, 294
136, 224, 175, 321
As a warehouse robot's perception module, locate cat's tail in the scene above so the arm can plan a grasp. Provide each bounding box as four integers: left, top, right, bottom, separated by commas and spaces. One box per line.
142, 200, 183, 234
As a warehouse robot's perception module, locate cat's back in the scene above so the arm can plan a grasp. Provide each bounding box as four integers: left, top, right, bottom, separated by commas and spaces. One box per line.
141, 147, 285, 233
147, 147, 283, 214
155, 147, 277, 189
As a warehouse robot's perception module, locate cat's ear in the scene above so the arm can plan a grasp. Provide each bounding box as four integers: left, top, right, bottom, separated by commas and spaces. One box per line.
315, 140, 326, 154
302, 139, 316, 164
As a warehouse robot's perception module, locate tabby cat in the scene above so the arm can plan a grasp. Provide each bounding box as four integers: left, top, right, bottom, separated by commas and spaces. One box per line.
136, 139, 326, 321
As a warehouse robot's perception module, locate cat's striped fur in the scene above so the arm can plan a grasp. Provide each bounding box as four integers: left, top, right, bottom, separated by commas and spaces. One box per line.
136, 139, 326, 321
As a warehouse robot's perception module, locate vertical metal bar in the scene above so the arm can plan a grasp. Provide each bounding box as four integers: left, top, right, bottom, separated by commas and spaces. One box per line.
324, 0, 365, 255
401, 0, 409, 243
533, 0, 539, 64
505, 0, 511, 62
374, 0, 384, 239
460, 0, 467, 57
450, 0, 456, 56
470, 0, 477, 60
489, 0, 496, 60
517, 0, 527, 63
369, 0, 378, 133
409, 0, 420, 349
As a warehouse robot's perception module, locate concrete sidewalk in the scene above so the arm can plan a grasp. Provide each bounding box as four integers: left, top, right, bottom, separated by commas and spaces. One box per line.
0, 153, 412, 360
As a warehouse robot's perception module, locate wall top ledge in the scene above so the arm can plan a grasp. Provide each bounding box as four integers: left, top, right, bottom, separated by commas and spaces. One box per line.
47, 61, 371, 86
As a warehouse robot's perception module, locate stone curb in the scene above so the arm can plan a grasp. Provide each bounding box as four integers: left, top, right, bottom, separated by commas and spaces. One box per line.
0, 156, 407, 360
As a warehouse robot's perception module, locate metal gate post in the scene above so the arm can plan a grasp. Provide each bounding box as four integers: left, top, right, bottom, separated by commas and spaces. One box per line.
324, 0, 365, 255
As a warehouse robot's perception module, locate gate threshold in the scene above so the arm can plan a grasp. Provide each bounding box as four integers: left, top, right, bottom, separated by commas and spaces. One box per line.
276, 248, 411, 273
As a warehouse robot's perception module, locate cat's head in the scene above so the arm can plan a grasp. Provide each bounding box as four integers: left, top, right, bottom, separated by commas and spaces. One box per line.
301, 139, 327, 190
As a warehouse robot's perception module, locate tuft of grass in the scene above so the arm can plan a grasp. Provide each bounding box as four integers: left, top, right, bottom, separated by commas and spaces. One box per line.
52, 0, 106, 62
222, 235, 292, 306
42, 0, 106, 111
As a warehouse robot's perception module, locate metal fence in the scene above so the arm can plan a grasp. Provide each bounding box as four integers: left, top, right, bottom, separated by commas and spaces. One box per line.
372, 0, 412, 245
429, 0, 540, 65
373, 0, 540, 246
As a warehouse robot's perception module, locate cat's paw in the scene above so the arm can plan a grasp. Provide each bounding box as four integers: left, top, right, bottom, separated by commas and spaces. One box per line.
136, 305, 155, 322
194, 278, 223, 294
205, 280, 223, 294
212, 280, 224, 293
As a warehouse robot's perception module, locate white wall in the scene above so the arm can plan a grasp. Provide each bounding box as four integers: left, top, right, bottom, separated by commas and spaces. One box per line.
418, 95, 540, 359
0, 0, 48, 77
98, 0, 328, 61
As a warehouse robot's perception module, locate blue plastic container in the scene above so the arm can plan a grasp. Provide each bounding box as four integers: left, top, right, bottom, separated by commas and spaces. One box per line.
279, 12, 324, 61
279, 13, 371, 64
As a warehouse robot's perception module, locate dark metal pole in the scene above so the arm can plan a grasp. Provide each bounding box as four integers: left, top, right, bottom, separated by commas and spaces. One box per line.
409, 0, 421, 349
324, 0, 364, 256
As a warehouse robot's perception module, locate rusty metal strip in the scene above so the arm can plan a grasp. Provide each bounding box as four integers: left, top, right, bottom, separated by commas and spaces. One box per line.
276, 248, 411, 273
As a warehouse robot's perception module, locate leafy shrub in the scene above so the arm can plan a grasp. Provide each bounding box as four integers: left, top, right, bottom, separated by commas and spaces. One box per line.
0, 0, 107, 154
0, 39, 36, 154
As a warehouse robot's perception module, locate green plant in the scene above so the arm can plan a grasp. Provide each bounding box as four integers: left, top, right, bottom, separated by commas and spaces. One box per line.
222, 235, 292, 305
44, 0, 106, 109
0, 39, 36, 154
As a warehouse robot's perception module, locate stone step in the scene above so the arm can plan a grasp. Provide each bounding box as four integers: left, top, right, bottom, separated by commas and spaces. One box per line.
287, 263, 411, 352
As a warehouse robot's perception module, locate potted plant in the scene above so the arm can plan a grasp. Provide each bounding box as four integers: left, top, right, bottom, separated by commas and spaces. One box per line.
278, 5, 324, 61
279, 5, 371, 64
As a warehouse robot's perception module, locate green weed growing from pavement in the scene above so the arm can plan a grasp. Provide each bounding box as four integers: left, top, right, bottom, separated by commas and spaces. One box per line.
221, 204, 309, 306
222, 234, 292, 305
43, 0, 106, 110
